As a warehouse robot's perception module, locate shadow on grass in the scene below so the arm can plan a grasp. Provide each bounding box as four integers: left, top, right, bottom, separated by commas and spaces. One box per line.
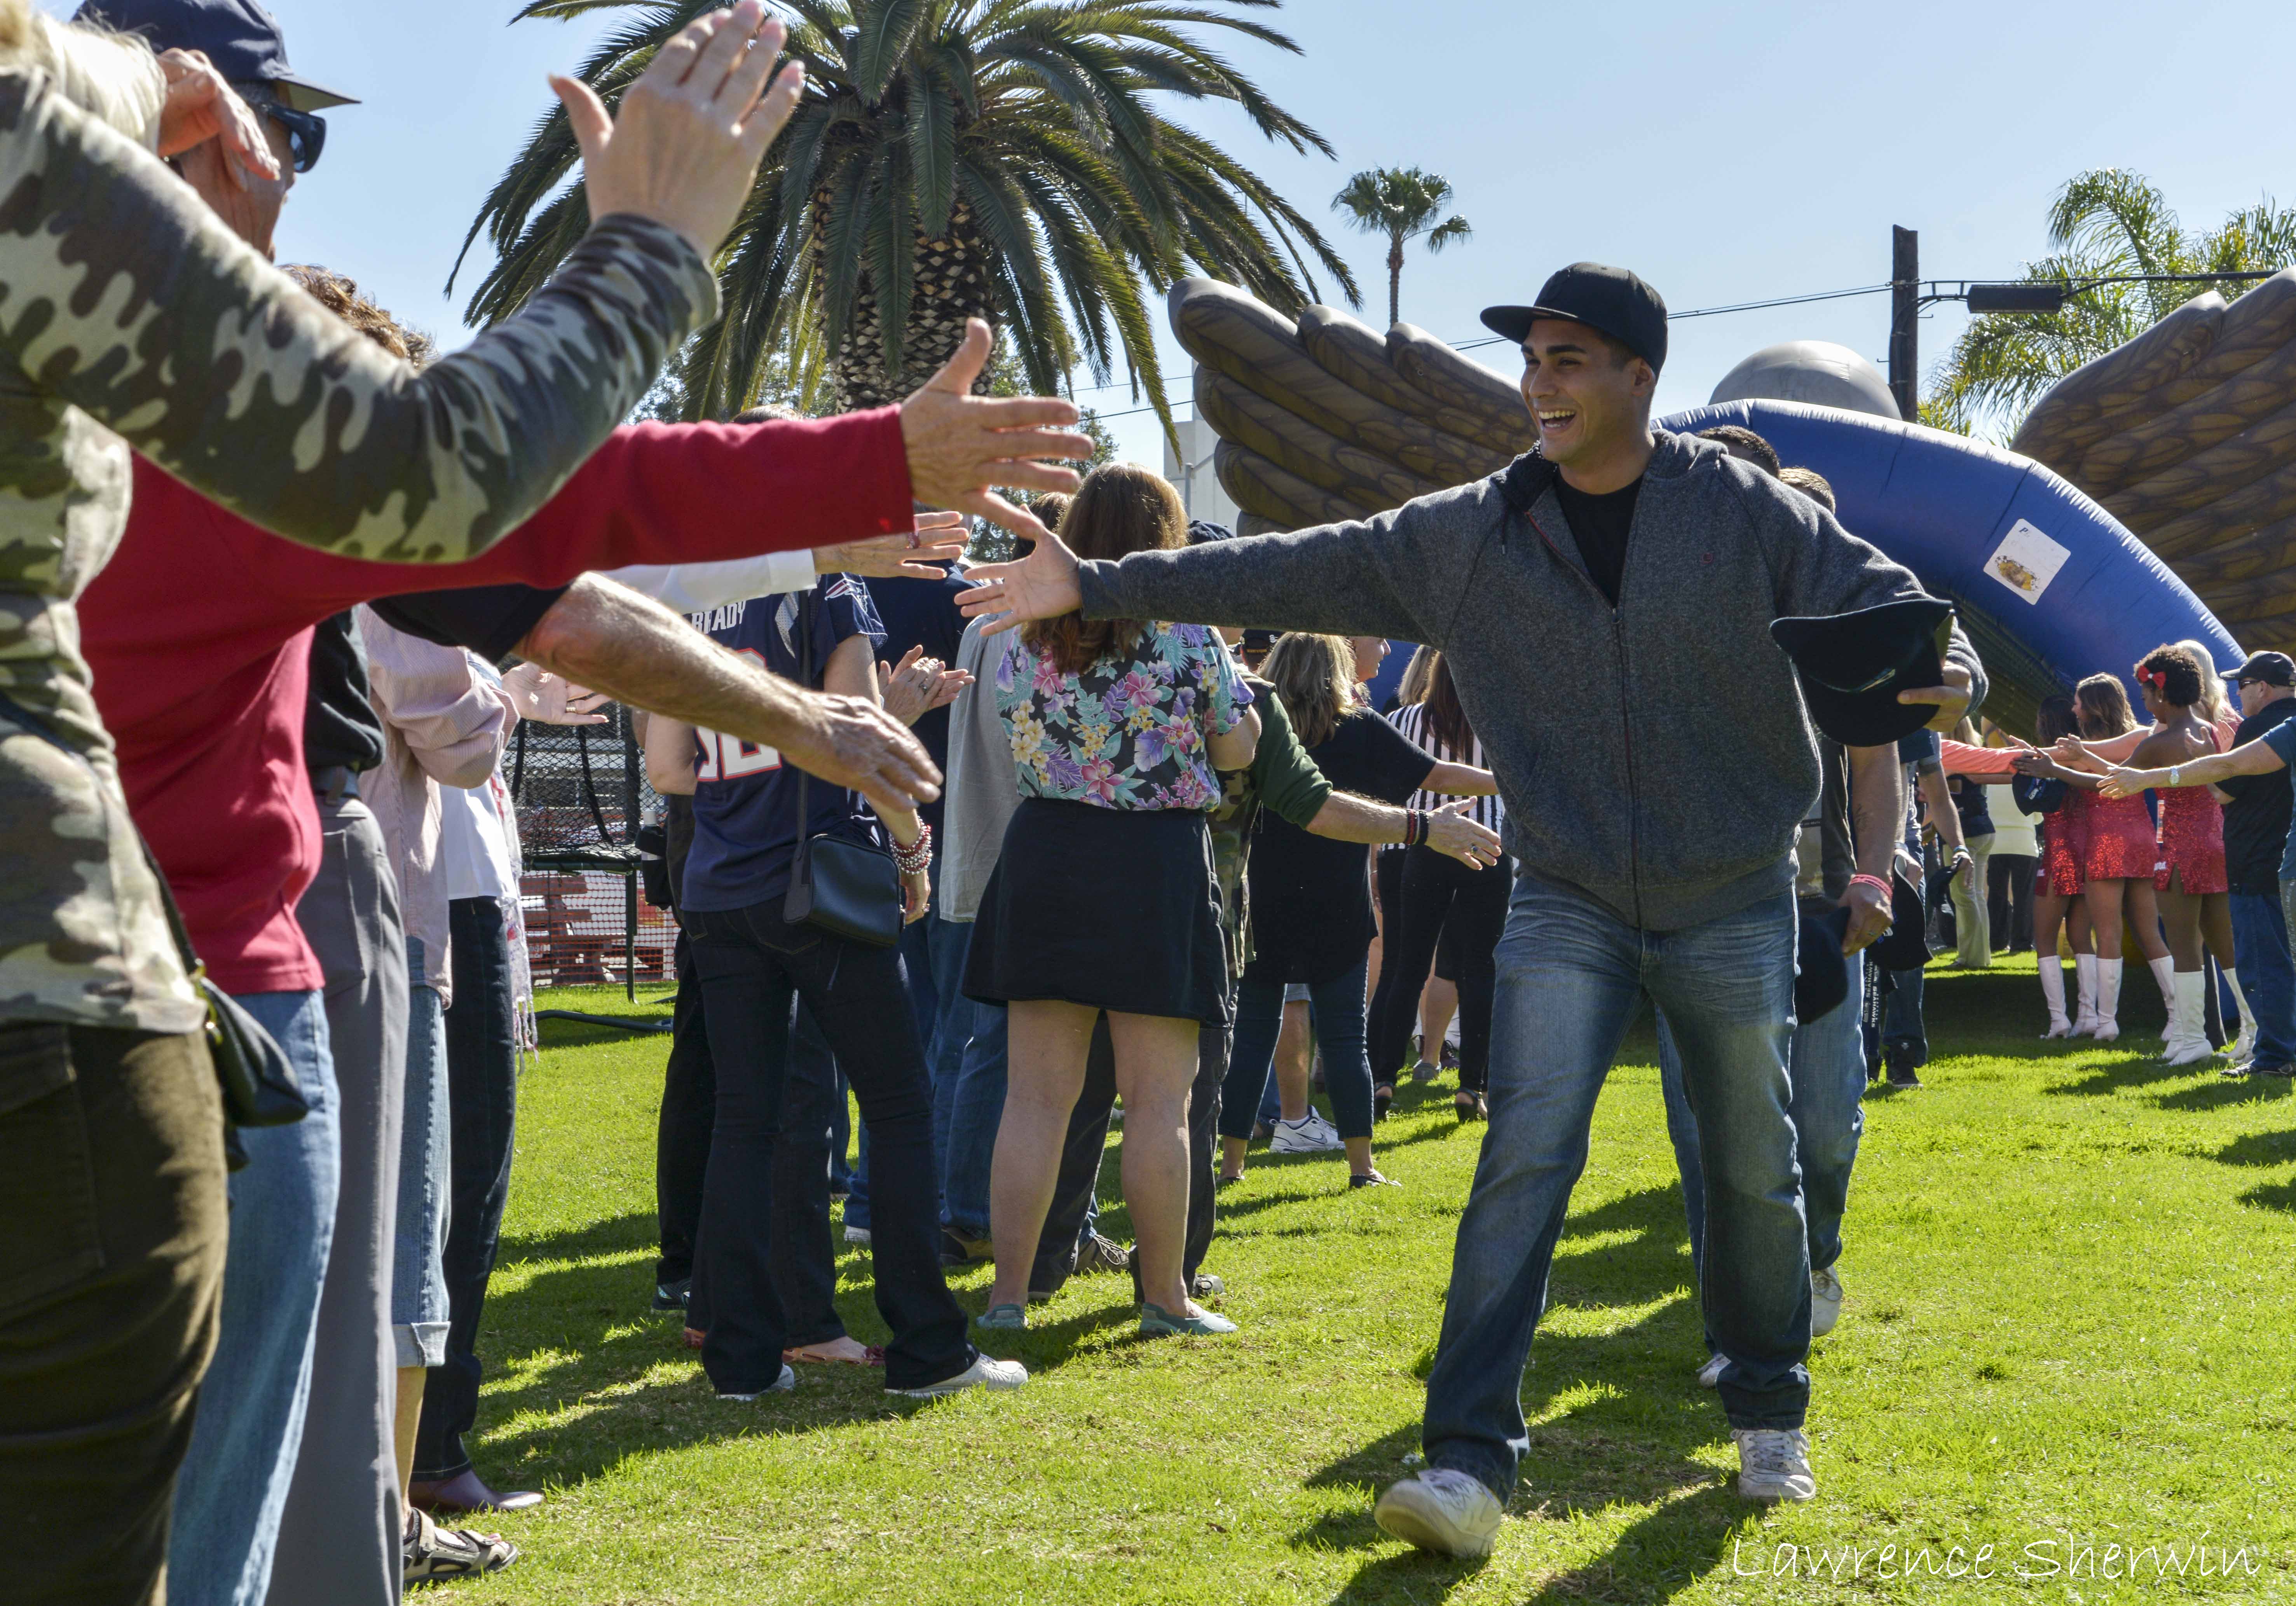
2212, 1127, 2296, 1167
1516, 1484, 1743, 1605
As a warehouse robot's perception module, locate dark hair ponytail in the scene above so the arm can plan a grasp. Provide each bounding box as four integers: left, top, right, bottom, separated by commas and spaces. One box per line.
1425, 653, 1474, 759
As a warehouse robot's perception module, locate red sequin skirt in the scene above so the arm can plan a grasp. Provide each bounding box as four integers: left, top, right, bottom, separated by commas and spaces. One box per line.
2083, 792, 2158, 881
2039, 815, 2086, 896
2155, 785, 2228, 895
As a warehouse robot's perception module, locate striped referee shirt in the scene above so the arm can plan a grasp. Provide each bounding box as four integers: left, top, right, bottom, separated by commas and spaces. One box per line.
1387, 702, 1506, 834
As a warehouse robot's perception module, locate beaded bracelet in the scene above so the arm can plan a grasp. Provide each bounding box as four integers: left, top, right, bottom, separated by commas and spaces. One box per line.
892, 823, 933, 877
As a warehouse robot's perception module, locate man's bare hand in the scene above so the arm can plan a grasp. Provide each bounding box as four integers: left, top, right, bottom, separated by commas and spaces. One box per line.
776, 693, 942, 817
502, 663, 610, 725
2098, 766, 2155, 800
1898, 661, 1973, 733
1424, 800, 1502, 869
815, 512, 969, 579
1840, 878, 1893, 954
901, 320, 1095, 539
956, 523, 1083, 634
156, 49, 278, 180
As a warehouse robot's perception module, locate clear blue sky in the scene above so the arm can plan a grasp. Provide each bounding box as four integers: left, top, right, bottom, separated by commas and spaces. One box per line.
84, 0, 2296, 462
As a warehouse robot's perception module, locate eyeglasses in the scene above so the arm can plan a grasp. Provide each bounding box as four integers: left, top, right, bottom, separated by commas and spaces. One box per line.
261, 102, 326, 173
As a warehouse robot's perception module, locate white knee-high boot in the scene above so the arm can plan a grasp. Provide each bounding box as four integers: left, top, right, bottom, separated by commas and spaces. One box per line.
2073, 953, 2100, 1036
2225, 968, 2258, 1064
2039, 959, 2072, 1038
2094, 958, 2124, 1043
2147, 953, 2178, 1041
2165, 970, 2215, 1065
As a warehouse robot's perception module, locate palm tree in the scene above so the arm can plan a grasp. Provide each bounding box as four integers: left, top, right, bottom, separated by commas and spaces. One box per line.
455, 0, 1358, 435
1330, 167, 1470, 330
1930, 169, 2296, 438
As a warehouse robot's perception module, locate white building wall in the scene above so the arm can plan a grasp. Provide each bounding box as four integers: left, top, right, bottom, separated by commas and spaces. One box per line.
1161, 395, 1243, 530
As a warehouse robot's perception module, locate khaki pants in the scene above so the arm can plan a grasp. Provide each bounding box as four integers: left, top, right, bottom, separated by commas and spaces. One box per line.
1952, 833, 1994, 967
0, 1022, 227, 1606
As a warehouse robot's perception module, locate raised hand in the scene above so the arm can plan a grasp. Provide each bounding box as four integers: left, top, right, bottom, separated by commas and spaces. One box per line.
1424, 800, 1502, 869
877, 647, 972, 726
815, 512, 970, 580
553, 2, 806, 260
900, 320, 1096, 538
956, 521, 1083, 635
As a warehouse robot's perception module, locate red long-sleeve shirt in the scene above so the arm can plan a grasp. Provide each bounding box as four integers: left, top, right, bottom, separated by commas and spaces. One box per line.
81, 410, 911, 994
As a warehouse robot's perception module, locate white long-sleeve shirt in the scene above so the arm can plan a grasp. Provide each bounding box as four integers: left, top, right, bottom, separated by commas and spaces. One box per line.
600, 550, 818, 614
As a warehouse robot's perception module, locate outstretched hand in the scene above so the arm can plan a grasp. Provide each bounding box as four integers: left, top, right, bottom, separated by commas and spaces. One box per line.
1423, 800, 1502, 869
553, 2, 806, 261
956, 522, 1084, 634
775, 693, 942, 818
900, 320, 1095, 541
502, 663, 610, 725
816, 512, 970, 580
2097, 766, 2151, 800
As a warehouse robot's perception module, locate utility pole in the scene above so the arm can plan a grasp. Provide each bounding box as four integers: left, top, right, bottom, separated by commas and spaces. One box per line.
1889, 225, 1919, 423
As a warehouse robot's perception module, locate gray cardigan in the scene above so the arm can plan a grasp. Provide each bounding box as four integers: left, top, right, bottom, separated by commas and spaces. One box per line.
1078, 430, 1987, 932
940, 615, 1022, 923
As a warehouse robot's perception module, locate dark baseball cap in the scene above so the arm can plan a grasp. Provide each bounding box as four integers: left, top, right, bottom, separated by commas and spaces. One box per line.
2236, 650, 2294, 687
1481, 264, 1668, 374
1769, 597, 1957, 748
74, 0, 356, 110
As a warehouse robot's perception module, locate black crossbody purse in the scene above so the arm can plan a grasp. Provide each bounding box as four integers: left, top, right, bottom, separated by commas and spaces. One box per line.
778, 590, 905, 948
0, 692, 306, 1166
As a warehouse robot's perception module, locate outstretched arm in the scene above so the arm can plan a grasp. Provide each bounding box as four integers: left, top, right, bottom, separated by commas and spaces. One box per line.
1308, 795, 1502, 869
2098, 737, 2286, 797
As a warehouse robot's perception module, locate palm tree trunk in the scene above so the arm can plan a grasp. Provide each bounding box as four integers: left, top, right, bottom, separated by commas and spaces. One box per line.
825, 197, 998, 413
1387, 236, 1405, 330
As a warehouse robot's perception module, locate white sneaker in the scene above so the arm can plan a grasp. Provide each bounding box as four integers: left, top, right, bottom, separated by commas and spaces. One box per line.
843, 1225, 872, 1246
716, 1363, 797, 1402
1811, 1266, 1844, 1337
1697, 1351, 1728, 1388
1270, 1116, 1343, 1154
888, 1355, 1029, 1399
1734, 1427, 1816, 1503
1373, 1468, 1502, 1559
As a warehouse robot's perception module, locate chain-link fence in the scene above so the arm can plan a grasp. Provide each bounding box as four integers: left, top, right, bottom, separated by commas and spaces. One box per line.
509, 706, 675, 992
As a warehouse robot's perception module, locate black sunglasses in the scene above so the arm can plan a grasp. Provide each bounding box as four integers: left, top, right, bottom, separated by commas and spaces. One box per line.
261, 102, 326, 173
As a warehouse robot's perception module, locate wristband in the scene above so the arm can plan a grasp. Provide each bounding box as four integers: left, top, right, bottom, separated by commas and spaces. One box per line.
1848, 873, 1893, 899
1411, 808, 1428, 846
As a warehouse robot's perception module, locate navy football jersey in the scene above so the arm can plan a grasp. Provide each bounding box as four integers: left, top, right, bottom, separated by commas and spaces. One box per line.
679, 577, 888, 912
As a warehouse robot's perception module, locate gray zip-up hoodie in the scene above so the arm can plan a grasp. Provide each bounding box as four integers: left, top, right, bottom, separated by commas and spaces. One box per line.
1078, 430, 1986, 932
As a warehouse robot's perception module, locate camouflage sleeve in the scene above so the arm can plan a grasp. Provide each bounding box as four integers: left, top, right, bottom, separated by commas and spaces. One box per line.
0, 65, 719, 564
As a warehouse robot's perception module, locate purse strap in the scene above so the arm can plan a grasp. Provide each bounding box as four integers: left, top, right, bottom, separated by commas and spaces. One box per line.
782, 587, 817, 923
0, 690, 208, 983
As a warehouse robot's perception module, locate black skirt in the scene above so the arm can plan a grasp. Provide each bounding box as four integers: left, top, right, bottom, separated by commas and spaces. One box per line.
964, 797, 1231, 1026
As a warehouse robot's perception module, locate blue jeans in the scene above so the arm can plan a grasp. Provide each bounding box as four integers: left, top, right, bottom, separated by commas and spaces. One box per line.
941, 991, 1008, 1237
169, 988, 339, 1606
2232, 890, 2296, 1066
1422, 878, 1808, 1500
393, 961, 451, 1370
1221, 957, 1373, 1140
1660, 951, 1866, 1300
1882, 964, 1927, 1065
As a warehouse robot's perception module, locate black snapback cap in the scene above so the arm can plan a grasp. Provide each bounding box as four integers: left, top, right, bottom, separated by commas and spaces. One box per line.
1771, 597, 1956, 749
2236, 650, 2294, 688
1482, 263, 1669, 374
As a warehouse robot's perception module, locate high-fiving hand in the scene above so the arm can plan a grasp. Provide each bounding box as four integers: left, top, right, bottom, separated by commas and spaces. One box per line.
815, 512, 971, 580
899, 321, 1094, 543
1423, 801, 1502, 869
955, 520, 1084, 632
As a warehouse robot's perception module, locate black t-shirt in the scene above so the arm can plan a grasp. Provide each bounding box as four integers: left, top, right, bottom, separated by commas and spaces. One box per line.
1553, 475, 1643, 607
865, 569, 972, 832
1243, 709, 1436, 983
303, 611, 384, 774
1951, 773, 1994, 837
368, 582, 571, 668
2220, 698, 2296, 892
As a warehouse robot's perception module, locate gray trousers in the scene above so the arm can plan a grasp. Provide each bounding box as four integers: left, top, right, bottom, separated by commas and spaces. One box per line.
265, 796, 408, 1606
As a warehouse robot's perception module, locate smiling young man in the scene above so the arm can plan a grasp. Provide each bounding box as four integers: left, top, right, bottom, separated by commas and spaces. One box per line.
958, 262, 1984, 1556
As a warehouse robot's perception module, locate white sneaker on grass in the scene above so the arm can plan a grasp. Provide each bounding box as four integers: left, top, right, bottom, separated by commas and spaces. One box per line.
1304, 1109, 1342, 1142
1734, 1427, 1816, 1503
888, 1355, 1028, 1399
1697, 1351, 1728, 1388
1811, 1265, 1844, 1337
716, 1363, 796, 1402
1373, 1468, 1502, 1559
1269, 1116, 1343, 1154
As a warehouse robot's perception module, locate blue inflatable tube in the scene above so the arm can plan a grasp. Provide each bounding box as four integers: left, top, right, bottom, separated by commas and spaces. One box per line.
1660, 399, 2242, 735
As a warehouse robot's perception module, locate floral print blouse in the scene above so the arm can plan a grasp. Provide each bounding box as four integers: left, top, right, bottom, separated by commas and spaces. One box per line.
995, 623, 1253, 811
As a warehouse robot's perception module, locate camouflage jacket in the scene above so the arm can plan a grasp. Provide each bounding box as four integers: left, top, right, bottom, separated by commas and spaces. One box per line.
0, 58, 718, 1031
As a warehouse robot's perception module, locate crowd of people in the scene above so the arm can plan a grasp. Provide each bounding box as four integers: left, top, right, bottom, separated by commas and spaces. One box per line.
7, 3, 2289, 1601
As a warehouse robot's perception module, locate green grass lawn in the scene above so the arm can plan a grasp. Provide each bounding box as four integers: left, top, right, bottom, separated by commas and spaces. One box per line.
453, 962, 2296, 1603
